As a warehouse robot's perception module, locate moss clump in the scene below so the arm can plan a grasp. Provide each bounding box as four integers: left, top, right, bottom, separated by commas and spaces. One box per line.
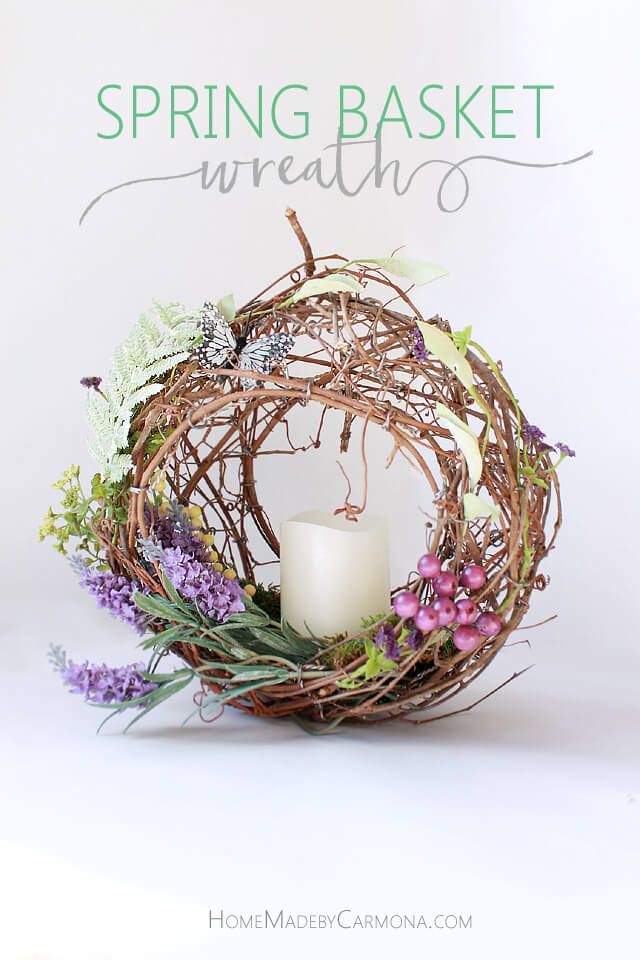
320, 634, 365, 669
437, 636, 455, 659
246, 582, 282, 622
320, 613, 398, 670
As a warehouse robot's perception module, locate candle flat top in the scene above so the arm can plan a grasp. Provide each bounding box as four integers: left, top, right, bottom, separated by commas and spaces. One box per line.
283, 510, 387, 533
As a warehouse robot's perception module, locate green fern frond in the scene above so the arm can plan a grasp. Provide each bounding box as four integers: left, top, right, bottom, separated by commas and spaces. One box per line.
86, 302, 201, 482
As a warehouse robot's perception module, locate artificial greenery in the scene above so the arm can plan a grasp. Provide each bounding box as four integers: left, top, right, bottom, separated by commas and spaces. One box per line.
40, 233, 572, 730
241, 581, 282, 622
86, 302, 200, 483
38, 465, 128, 558
136, 573, 323, 665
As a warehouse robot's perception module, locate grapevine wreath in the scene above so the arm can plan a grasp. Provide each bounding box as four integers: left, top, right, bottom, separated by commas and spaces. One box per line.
41, 210, 573, 732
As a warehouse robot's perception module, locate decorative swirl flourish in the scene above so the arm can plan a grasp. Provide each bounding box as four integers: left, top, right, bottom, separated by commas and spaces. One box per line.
79, 139, 593, 225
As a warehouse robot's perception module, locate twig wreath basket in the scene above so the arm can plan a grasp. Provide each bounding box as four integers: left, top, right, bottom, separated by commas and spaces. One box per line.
42, 210, 573, 732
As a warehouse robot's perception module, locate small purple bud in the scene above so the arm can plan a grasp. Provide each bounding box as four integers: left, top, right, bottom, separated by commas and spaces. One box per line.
80, 376, 102, 390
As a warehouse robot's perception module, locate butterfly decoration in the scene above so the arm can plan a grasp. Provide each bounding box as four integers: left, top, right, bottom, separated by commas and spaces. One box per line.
196, 302, 295, 389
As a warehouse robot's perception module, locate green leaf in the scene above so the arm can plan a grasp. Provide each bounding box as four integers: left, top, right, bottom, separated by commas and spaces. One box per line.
160, 573, 197, 619
133, 590, 197, 626
216, 293, 236, 322
197, 662, 292, 683
280, 618, 324, 652
139, 667, 194, 685
360, 637, 398, 681
435, 402, 483, 491
139, 623, 192, 651
290, 273, 364, 303
199, 631, 260, 661
463, 492, 500, 521
215, 622, 318, 662
415, 321, 474, 390
353, 257, 448, 286
292, 715, 345, 736
122, 674, 195, 732
94, 669, 195, 732
202, 676, 287, 705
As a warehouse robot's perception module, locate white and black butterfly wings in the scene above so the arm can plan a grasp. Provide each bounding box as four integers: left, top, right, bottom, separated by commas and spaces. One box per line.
196, 300, 294, 387
196, 302, 236, 368
237, 332, 295, 389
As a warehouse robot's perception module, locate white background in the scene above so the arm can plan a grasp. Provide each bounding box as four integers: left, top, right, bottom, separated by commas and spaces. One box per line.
1, 1, 639, 958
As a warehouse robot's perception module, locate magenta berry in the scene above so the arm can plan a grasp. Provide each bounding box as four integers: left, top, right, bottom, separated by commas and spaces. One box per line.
393, 590, 420, 619
431, 596, 457, 626
476, 612, 502, 638
417, 552, 441, 579
459, 564, 487, 591
433, 572, 458, 597
456, 598, 480, 625
414, 604, 439, 633
453, 625, 482, 652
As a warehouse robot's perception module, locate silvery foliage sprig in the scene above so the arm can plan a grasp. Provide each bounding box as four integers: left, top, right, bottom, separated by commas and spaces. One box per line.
86, 302, 201, 482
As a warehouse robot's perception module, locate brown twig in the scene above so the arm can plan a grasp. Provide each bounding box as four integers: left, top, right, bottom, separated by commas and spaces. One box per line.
285, 208, 315, 277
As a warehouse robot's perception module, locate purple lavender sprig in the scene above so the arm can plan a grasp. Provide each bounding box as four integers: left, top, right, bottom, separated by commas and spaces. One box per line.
146, 502, 210, 563
412, 325, 429, 361
161, 546, 244, 623
522, 423, 547, 446
71, 556, 148, 635
49, 645, 158, 705
522, 423, 576, 459
138, 501, 245, 624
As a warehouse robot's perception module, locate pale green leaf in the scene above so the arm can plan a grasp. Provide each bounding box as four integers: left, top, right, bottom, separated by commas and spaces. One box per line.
216, 293, 236, 322
435, 401, 483, 491
291, 273, 365, 302
355, 257, 448, 285
126, 382, 164, 409
463, 492, 500, 521
415, 321, 474, 390
106, 453, 133, 483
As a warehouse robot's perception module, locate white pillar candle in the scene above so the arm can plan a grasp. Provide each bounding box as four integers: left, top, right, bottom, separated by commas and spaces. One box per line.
279, 511, 390, 638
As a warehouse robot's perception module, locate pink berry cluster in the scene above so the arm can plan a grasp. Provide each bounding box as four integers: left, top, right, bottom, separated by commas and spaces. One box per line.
392, 553, 502, 653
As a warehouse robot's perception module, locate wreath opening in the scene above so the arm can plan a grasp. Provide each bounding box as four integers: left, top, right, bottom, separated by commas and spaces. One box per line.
42, 210, 571, 731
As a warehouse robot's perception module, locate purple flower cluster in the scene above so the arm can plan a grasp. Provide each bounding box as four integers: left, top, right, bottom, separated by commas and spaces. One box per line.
522, 423, 546, 445
162, 546, 244, 623
148, 503, 210, 563
75, 561, 148, 635
405, 627, 423, 651
522, 423, 576, 458
58, 658, 158, 704
412, 325, 429, 361
556, 442, 576, 458
374, 622, 423, 660
80, 376, 102, 390
374, 623, 400, 660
